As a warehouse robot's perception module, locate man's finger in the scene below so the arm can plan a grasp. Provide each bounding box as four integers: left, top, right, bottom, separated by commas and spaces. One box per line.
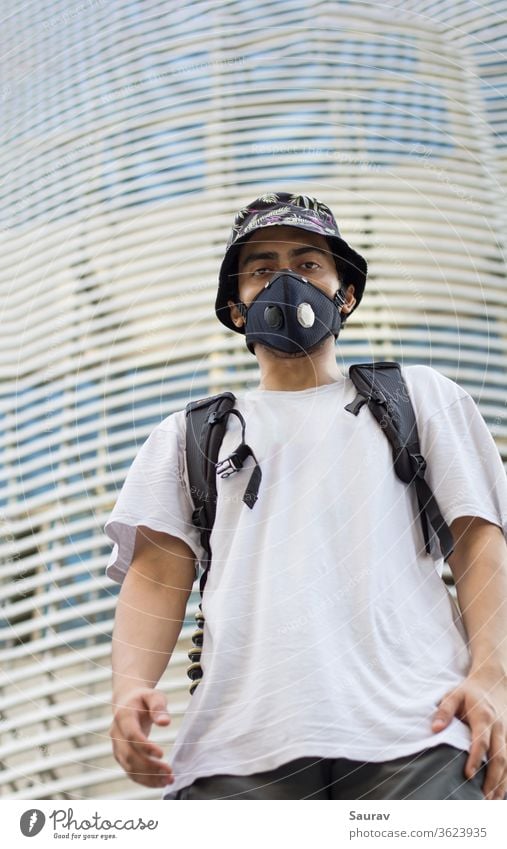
117, 711, 169, 756
113, 717, 155, 753
432, 690, 463, 731
120, 748, 174, 786
117, 726, 165, 760
128, 765, 174, 788
129, 737, 166, 759
130, 757, 174, 785
481, 725, 507, 799
465, 724, 491, 781
143, 691, 171, 725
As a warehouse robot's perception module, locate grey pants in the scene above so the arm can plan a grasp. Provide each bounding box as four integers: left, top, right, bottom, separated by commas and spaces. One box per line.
168, 744, 486, 800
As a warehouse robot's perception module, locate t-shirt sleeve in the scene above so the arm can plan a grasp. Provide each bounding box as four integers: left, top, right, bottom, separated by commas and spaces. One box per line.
419, 385, 507, 546
103, 411, 204, 584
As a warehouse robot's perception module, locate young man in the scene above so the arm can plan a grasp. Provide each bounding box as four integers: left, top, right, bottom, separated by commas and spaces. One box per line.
105, 192, 507, 800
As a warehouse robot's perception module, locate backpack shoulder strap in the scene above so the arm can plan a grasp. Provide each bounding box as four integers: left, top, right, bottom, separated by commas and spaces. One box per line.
185, 391, 236, 694
186, 390, 261, 696
185, 391, 236, 594
345, 361, 454, 561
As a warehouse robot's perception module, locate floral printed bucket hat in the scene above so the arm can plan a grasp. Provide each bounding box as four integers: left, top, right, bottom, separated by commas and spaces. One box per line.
216, 192, 367, 333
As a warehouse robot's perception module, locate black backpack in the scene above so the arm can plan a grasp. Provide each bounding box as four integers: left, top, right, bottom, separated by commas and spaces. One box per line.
184, 361, 454, 693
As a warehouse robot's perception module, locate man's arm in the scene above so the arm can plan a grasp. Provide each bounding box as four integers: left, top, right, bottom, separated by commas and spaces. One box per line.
109, 525, 196, 788
431, 516, 507, 800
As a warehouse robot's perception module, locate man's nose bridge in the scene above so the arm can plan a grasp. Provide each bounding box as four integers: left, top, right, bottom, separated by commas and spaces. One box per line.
264, 265, 293, 282
269, 266, 294, 279
267, 268, 300, 287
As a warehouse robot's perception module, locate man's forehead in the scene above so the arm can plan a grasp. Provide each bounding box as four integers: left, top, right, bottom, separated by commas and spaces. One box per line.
238, 226, 330, 257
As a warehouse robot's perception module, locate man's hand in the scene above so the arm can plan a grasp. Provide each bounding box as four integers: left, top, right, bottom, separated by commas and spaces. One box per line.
440, 516, 507, 800
110, 688, 174, 788
432, 671, 507, 800
109, 527, 196, 789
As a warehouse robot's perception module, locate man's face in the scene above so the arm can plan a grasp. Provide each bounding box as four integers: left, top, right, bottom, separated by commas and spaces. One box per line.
234, 225, 342, 307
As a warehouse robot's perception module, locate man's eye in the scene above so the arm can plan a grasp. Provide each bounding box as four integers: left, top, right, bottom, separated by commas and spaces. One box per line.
301, 261, 320, 270
252, 268, 272, 277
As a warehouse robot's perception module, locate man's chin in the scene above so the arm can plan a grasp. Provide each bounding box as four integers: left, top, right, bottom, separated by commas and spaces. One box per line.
253, 339, 329, 359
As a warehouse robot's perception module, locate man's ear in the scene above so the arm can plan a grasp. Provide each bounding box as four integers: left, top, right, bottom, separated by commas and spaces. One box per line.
227, 298, 245, 328
340, 284, 356, 315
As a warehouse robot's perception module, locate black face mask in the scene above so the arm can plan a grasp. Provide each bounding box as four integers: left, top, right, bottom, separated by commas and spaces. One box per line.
239, 270, 346, 355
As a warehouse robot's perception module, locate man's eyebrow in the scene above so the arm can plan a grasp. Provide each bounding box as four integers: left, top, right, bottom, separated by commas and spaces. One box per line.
240, 246, 329, 268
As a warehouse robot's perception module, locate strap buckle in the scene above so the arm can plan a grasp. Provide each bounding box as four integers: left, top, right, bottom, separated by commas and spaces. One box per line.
216, 452, 242, 478
216, 443, 251, 478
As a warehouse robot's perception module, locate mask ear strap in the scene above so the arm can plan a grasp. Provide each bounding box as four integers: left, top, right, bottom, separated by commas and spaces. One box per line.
333, 288, 347, 309
237, 301, 248, 319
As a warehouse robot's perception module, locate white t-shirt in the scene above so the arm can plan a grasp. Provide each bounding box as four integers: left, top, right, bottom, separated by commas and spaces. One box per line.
104, 365, 507, 795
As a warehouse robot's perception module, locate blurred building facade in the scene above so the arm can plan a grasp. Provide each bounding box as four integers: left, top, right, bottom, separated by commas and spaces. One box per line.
0, 0, 506, 799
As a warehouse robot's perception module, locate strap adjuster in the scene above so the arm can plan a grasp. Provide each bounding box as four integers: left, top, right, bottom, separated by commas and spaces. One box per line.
207, 410, 224, 425
410, 453, 427, 478
371, 389, 387, 405
334, 289, 347, 308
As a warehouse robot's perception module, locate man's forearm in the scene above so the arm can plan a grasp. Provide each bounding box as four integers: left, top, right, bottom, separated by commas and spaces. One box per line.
449, 517, 507, 674
111, 561, 193, 704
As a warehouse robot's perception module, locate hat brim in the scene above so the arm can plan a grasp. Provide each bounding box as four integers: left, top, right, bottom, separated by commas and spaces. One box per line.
216, 221, 367, 334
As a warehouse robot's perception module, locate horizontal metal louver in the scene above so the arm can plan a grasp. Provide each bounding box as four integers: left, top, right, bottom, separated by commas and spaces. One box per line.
1, 0, 506, 800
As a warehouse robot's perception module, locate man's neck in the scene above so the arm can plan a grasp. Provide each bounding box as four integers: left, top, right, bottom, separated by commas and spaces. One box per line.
255, 339, 344, 391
